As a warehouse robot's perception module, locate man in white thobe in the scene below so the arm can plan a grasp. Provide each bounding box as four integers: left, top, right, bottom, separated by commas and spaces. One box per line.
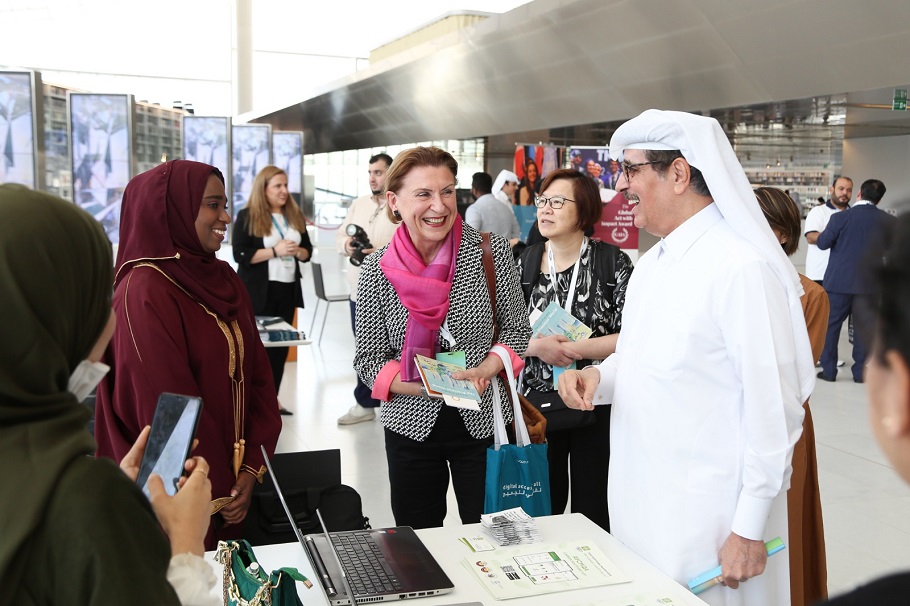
492, 169, 519, 205
559, 110, 815, 606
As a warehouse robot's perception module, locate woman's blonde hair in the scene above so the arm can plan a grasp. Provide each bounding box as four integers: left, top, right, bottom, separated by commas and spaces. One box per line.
245, 166, 308, 237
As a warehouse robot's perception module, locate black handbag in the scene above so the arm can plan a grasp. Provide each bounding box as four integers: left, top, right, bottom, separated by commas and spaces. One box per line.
522, 387, 595, 433
247, 484, 370, 545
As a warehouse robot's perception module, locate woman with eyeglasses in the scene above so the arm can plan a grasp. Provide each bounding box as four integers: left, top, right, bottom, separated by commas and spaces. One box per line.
517, 168, 634, 531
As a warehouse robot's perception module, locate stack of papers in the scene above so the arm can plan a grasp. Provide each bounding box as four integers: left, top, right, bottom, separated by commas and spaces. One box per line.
480, 507, 542, 546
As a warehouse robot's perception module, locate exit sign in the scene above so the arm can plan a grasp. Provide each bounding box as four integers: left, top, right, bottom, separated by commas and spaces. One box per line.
893, 89, 908, 111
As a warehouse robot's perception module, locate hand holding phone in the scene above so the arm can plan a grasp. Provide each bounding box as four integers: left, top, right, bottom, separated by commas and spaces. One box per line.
136, 393, 203, 498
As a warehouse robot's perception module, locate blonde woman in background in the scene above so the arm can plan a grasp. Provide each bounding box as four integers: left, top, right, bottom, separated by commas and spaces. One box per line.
233, 166, 313, 413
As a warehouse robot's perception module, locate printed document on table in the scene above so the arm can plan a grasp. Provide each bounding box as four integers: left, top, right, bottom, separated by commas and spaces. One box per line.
415, 354, 481, 401
461, 539, 630, 600
531, 301, 592, 341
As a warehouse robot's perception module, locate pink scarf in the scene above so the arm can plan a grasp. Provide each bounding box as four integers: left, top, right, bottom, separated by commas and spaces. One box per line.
380, 216, 463, 381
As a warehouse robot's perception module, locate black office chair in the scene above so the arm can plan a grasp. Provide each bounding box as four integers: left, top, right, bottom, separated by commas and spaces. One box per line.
308, 262, 348, 346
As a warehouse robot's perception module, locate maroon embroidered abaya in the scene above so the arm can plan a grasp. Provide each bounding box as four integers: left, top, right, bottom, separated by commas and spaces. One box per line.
95, 160, 281, 548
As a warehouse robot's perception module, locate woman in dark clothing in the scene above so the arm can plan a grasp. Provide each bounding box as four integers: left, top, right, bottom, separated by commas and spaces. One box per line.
518, 168, 633, 531
233, 165, 312, 411
1, 184, 215, 604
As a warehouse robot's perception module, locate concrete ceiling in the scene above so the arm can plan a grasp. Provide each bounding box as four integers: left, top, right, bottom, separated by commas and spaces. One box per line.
251, 0, 910, 157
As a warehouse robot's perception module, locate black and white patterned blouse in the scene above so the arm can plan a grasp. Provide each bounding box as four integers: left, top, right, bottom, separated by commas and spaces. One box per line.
518, 239, 633, 392
354, 224, 532, 441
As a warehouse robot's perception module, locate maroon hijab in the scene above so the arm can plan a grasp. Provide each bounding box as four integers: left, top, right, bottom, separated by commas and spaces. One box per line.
115, 160, 245, 320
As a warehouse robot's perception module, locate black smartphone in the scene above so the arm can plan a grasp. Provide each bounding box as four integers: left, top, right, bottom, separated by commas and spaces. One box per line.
136, 393, 203, 498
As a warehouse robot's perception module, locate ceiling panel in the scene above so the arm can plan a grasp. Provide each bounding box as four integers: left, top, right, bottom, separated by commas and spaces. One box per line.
250, 0, 910, 156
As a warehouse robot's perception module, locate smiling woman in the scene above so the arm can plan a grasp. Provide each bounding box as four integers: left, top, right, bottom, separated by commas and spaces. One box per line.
354, 146, 532, 529
195, 173, 230, 253
232, 166, 313, 407
95, 160, 282, 550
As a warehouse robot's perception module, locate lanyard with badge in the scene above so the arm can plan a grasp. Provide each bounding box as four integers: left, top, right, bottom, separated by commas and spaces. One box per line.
270, 215, 295, 269
541, 237, 587, 389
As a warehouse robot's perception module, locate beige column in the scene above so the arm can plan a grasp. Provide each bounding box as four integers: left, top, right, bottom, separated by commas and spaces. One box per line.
232, 0, 253, 115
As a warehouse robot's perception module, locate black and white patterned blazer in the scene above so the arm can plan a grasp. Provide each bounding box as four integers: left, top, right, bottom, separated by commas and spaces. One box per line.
354, 223, 531, 441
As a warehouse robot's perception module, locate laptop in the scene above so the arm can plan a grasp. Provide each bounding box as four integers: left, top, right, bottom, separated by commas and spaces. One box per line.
260, 446, 454, 605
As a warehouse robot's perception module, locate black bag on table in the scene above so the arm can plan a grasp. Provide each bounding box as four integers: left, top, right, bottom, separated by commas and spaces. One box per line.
246, 483, 370, 546
522, 387, 596, 433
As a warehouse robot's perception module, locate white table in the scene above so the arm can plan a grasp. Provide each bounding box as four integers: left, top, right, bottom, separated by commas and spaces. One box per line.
259, 320, 311, 347
206, 514, 708, 605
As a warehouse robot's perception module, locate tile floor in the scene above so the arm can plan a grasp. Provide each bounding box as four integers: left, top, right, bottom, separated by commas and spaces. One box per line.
269, 231, 910, 599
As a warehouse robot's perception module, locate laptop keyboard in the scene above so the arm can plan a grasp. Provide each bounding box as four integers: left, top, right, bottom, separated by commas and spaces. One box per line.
332, 533, 404, 595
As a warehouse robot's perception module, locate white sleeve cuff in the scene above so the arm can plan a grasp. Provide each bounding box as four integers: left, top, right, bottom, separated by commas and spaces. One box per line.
730, 493, 774, 541
591, 354, 618, 406
167, 553, 220, 606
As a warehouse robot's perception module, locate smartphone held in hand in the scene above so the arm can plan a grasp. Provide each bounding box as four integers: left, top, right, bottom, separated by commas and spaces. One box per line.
136, 393, 203, 498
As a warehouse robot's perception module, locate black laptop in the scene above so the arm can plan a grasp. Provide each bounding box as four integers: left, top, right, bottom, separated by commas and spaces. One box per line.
260, 446, 454, 605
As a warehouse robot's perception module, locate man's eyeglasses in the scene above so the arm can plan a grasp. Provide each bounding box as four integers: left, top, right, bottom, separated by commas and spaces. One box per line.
621, 161, 661, 180
534, 195, 576, 209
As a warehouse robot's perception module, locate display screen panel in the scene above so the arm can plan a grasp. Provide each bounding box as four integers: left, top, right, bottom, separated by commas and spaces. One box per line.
231, 123, 272, 221
0, 71, 37, 187
69, 93, 133, 243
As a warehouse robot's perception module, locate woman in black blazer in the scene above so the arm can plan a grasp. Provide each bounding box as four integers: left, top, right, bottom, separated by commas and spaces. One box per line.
233, 166, 312, 413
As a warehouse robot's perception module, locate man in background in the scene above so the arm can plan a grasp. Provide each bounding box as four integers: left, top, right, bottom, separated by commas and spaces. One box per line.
804, 176, 853, 285
336, 152, 399, 425
492, 169, 519, 205
817, 179, 895, 384
605, 159, 622, 189
559, 110, 813, 605
465, 172, 520, 247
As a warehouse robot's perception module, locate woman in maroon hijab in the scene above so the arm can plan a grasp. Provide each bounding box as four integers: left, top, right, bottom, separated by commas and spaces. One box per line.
95, 160, 281, 549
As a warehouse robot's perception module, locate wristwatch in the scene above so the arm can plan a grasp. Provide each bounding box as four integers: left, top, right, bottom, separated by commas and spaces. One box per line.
419, 385, 429, 398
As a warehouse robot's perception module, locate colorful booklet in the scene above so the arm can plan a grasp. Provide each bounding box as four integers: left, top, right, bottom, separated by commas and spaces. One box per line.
414, 354, 481, 402
687, 537, 786, 595
530, 301, 592, 342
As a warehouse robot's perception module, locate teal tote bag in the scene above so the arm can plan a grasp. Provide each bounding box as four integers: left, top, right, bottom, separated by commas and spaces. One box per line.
484, 346, 552, 517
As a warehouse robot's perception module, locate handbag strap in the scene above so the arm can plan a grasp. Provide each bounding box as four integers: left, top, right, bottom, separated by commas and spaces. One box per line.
479, 232, 500, 344
490, 345, 531, 448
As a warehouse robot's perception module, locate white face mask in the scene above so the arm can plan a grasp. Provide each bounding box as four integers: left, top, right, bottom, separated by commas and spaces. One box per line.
67, 360, 110, 402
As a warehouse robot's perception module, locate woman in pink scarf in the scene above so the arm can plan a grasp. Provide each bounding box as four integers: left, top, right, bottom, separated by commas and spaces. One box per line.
354, 147, 531, 529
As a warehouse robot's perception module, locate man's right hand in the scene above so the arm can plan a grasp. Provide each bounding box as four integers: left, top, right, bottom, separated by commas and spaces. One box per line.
344, 237, 357, 256
557, 366, 600, 411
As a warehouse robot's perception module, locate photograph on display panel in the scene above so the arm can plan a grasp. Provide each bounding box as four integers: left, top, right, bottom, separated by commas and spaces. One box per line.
513, 144, 565, 206
232, 123, 271, 220
567, 146, 623, 191
272, 131, 303, 201
0, 71, 37, 188
69, 93, 132, 243
183, 115, 231, 183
